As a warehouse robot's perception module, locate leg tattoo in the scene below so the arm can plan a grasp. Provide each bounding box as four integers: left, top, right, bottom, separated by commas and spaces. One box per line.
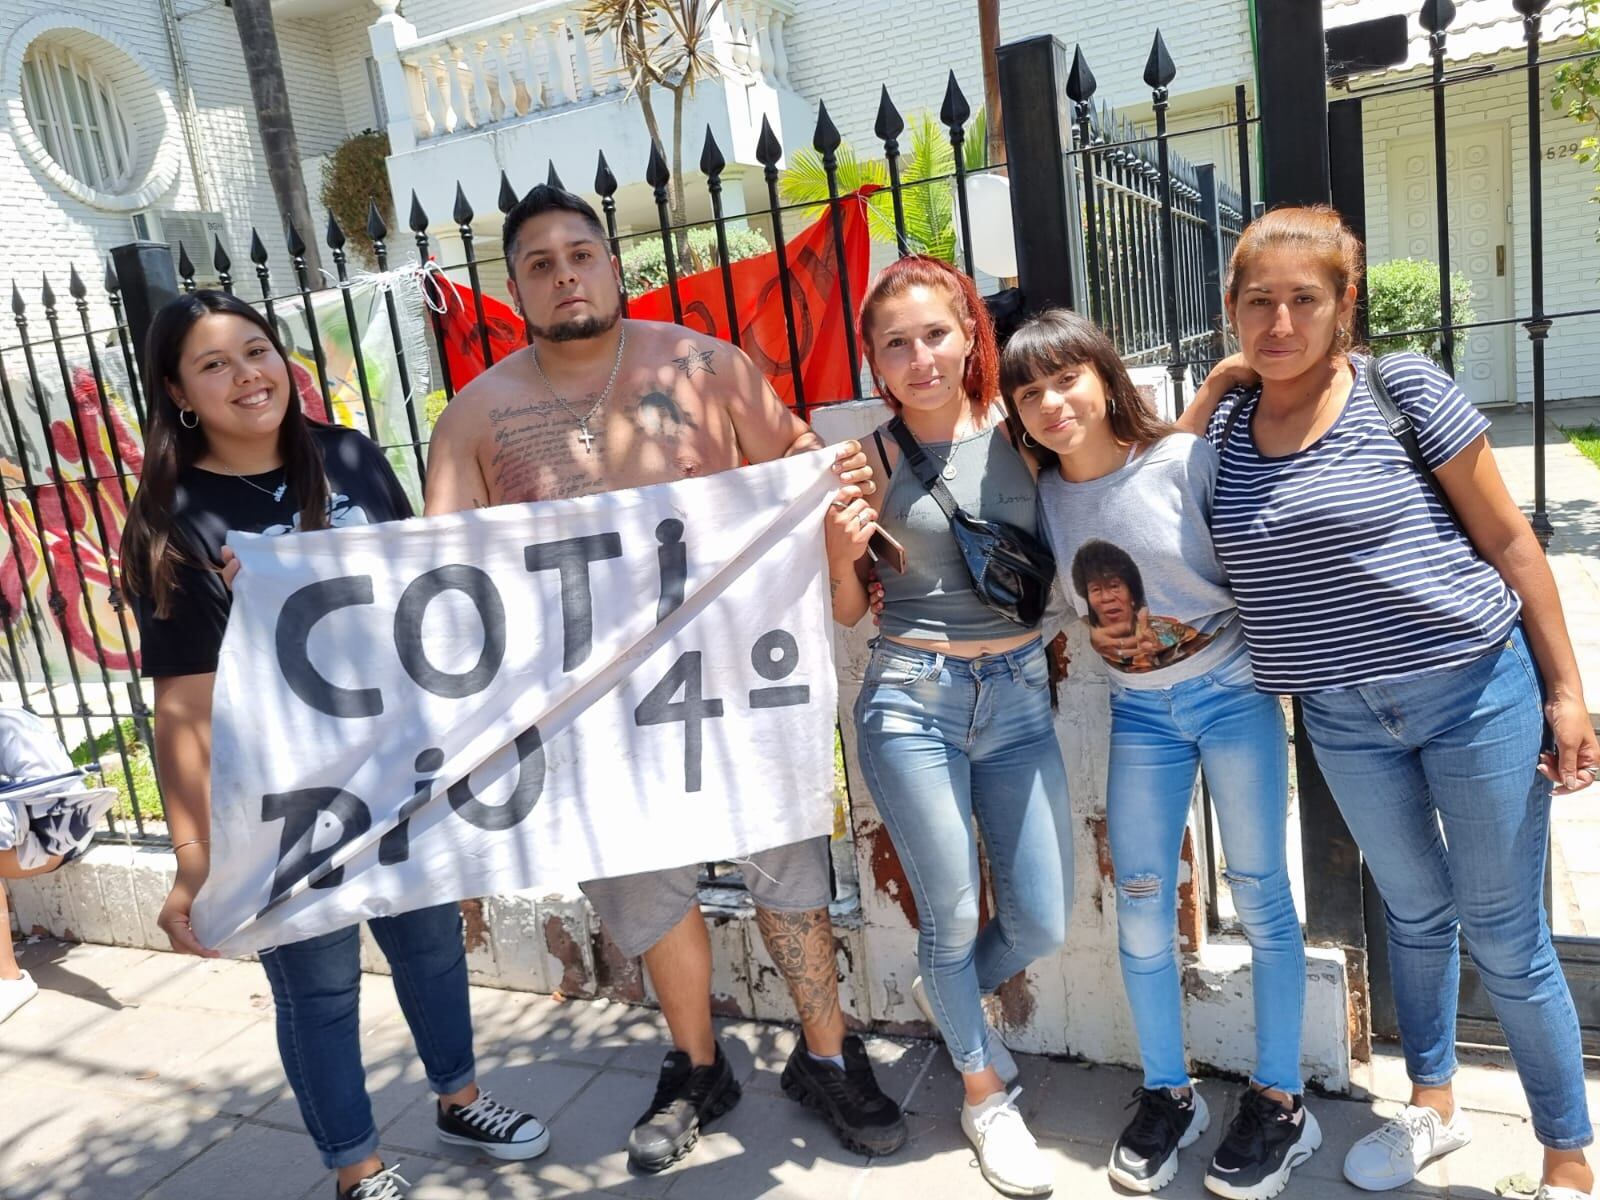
756, 906, 843, 1033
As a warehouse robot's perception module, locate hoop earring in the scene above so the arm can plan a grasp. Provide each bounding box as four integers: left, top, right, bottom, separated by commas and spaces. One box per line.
1108, 393, 1117, 415
1022, 431, 1039, 448
178, 408, 199, 429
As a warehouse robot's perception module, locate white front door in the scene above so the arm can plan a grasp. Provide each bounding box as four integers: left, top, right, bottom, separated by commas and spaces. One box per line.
1386, 124, 1514, 406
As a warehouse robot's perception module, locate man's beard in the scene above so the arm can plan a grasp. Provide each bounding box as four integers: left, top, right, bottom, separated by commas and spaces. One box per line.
527, 298, 622, 343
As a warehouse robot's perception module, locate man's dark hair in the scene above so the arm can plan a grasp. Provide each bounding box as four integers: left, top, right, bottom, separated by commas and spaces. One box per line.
1070, 539, 1146, 623
502, 185, 608, 269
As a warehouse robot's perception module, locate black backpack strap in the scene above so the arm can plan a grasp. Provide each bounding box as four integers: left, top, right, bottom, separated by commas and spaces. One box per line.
1365, 354, 1463, 528
886, 417, 961, 523
872, 428, 891, 479
1218, 393, 1252, 454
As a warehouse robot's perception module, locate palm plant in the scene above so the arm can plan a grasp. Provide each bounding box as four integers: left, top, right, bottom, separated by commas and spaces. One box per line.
779, 109, 987, 264
582, 0, 722, 239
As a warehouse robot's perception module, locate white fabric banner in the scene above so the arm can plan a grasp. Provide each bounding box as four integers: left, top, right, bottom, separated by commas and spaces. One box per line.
192, 450, 841, 954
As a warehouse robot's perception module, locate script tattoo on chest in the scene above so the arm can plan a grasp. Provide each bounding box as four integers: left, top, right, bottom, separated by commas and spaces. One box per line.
486, 399, 604, 503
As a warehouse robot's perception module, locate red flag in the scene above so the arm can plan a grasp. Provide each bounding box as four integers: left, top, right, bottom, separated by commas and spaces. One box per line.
437, 192, 874, 411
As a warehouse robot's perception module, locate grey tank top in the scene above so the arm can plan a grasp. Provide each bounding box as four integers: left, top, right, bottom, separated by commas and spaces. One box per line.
874, 417, 1041, 641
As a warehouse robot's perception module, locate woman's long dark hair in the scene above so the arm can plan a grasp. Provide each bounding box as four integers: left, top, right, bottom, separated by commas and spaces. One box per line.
121, 290, 329, 616
999, 308, 1174, 471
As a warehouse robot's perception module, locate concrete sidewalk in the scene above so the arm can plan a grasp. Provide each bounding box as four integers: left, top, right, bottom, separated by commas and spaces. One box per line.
2, 939, 1597, 1200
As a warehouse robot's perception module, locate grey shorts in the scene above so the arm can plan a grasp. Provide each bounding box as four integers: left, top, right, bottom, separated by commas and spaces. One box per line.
579, 836, 832, 958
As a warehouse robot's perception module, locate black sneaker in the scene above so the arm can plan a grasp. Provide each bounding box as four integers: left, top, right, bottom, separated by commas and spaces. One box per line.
437, 1090, 551, 1161
779, 1033, 908, 1156
1108, 1087, 1211, 1193
626, 1043, 742, 1172
337, 1163, 408, 1200
1204, 1089, 1322, 1200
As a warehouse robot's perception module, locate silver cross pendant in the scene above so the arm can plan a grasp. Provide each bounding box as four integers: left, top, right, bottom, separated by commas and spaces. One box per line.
576, 421, 596, 453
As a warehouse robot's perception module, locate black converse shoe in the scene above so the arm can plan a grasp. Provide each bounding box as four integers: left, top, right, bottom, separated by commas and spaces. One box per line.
436, 1090, 551, 1160
626, 1043, 741, 1172
1204, 1089, 1321, 1200
1108, 1087, 1211, 1193
337, 1164, 409, 1200
779, 1033, 908, 1156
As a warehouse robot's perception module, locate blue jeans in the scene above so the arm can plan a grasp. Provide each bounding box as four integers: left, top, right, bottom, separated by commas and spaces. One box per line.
855, 636, 1073, 1074
259, 902, 478, 1168
1301, 626, 1592, 1150
1108, 646, 1305, 1095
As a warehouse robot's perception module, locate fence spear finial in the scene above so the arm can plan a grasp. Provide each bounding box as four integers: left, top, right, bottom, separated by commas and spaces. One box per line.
1067, 46, 1098, 105
700, 127, 726, 179
646, 139, 670, 190
10, 282, 24, 317
69, 265, 86, 301
875, 85, 904, 144
408, 191, 429, 234
547, 160, 564, 190
1419, 0, 1457, 33
326, 213, 346, 251
104, 258, 120, 296
940, 70, 971, 132
755, 114, 783, 167
213, 235, 232, 275
813, 100, 841, 156
595, 150, 618, 198
249, 229, 269, 265
1144, 30, 1177, 93
453, 182, 474, 227
286, 222, 306, 259
497, 170, 518, 214
177, 242, 195, 281
40, 274, 55, 310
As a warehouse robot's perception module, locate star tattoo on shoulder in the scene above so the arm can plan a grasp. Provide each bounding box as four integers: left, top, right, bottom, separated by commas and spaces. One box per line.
673, 346, 717, 378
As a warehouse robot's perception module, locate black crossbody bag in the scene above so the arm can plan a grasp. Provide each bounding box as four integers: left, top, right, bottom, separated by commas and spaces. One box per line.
882, 416, 1057, 627
1219, 352, 1464, 529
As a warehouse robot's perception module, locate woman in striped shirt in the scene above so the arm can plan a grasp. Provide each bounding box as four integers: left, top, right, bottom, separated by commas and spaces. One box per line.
1188, 206, 1597, 1200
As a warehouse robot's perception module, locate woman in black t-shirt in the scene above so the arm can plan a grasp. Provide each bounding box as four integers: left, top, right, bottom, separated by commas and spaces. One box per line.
121, 291, 548, 1200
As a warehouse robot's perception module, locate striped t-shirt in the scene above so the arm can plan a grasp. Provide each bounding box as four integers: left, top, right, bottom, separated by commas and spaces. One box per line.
1205, 352, 1520, 694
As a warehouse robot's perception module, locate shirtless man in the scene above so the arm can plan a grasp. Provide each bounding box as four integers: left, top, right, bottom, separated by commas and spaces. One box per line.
426, 186, 907, 1171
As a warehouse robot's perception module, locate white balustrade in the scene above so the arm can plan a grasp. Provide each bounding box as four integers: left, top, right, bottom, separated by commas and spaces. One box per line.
382, 0, 796, 145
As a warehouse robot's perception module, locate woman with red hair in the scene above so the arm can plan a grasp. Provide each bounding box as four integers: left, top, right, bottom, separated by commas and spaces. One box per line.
826, 256, 1070, 1198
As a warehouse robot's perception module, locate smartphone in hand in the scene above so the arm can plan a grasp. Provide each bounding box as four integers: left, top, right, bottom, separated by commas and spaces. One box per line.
868, 525, 907, 574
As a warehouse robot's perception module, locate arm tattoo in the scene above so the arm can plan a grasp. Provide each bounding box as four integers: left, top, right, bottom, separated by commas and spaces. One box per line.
756, 906, 842, 1031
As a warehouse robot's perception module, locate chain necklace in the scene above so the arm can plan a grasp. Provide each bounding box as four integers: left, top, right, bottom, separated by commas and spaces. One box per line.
227, 467, 287, 502
923, 423, 978, 480
529, 326, 628, 454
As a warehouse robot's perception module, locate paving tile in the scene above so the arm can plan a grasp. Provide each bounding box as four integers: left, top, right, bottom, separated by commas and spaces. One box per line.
654, 1091, 872, 1198
0, 1079, 236, 1200
512, 993, 672, 1072
518, 1068, 675, 1198
141, 1122, 329, 1200
1018, 1059, 1142, 1146
251, 1013, 438, 1136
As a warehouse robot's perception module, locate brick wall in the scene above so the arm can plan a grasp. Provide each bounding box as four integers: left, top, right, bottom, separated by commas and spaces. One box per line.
1, 0, 372, 328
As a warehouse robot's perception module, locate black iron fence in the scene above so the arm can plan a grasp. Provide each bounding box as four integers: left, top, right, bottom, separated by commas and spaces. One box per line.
1, 29, 1249, 851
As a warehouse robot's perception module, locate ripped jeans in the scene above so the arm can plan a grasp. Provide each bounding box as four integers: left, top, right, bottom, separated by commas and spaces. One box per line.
1108, 645, 1305, 1094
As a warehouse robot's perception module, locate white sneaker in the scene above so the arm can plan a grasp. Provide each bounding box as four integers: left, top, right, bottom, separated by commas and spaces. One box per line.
1343, 1104, 1471, 1191
961, 1087, 1054, 1197
0, 970, 38, 1024
911, 976, 1019, 1085
1535, 1188, 1597, 1200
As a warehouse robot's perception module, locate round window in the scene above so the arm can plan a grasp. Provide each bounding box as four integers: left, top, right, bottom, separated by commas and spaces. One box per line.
4, 19, 182, 211
21, 43, 135, 193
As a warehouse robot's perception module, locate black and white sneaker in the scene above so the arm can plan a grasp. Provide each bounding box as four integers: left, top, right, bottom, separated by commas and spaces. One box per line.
1204, 1090, 1321, 1200
437, 1091, 551, 1161
1109, 1087, 1211, 1192
626, 1044, 742, 1172
337, 1164, 409, 1200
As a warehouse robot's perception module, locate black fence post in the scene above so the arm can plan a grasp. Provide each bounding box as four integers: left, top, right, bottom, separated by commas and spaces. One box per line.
1255, 0, 1330, 206
995, 34, 1086, 315
108, 241, 180, 380
1329, 97, 1370, 345
1195, 164, 1226, 366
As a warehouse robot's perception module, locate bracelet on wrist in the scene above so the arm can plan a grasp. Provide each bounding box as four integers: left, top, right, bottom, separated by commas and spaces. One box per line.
172, 838, 210, 853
